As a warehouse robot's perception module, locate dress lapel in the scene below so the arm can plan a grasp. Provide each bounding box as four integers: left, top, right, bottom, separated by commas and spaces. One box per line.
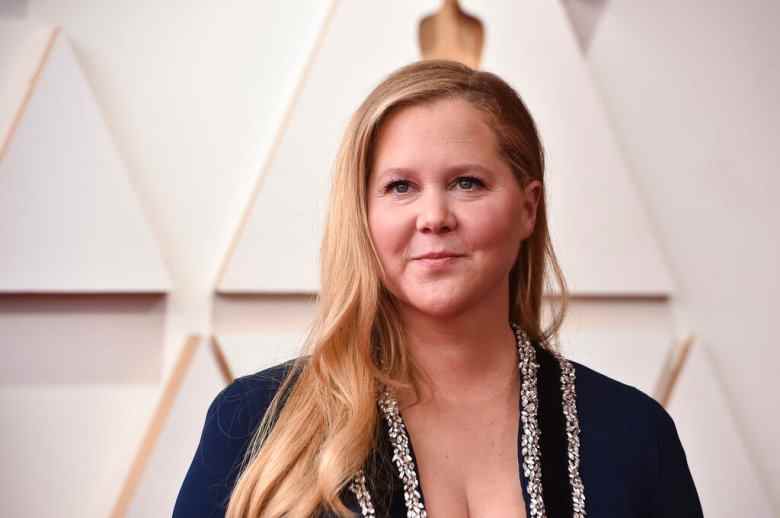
530, 342, 575, 516
356, 414, 411, 517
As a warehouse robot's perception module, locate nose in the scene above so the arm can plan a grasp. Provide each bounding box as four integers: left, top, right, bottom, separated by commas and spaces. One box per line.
416, 190, 457, 234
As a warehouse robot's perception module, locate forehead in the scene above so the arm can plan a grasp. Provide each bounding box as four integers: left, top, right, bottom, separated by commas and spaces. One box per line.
371, 97, 501, 172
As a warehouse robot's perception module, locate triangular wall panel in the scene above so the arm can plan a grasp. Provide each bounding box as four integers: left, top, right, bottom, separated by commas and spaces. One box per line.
112, 332, 305, 517
0, 21, 54, 158
0, 27, 170, 293
112, 336, 227, 517
0, 382, 157, 517
560, 0, 610, 52
218, 0, 673, 296
666, 344, 774, 517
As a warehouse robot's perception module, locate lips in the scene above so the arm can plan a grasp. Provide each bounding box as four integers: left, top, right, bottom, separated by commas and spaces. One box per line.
413, 252, 464, 260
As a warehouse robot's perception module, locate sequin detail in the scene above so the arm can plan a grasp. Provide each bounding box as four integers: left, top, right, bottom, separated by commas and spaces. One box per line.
348, 470, 376, 517
349, 323, 587, 517
515, 323, 546, 518
555, 350, 587, 517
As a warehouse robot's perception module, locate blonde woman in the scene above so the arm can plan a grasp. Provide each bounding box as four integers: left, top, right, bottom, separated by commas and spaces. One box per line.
174, 60, 702, 517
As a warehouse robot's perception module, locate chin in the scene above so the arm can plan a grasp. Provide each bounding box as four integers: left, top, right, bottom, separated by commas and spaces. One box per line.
402, 291, 477, 319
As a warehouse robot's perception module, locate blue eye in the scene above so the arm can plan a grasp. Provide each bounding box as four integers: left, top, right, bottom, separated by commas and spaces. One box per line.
455, 176, 484, 190
385, 180, 411, 194
383, 176, 484, 195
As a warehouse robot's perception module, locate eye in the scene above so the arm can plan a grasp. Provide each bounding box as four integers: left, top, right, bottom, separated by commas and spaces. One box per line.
384, 179, 412, 194
454, 176, 485, 190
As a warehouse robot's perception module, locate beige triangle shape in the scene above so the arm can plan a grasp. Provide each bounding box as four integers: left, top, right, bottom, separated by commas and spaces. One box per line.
666, 343, 774, 516
0, 26, 170, 293
110, 333, 304, 517
0, 21, 55, 159
0, 377, 158, 517
110, 336, 231, 517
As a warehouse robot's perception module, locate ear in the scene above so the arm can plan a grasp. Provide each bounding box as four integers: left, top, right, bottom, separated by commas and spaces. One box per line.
521, 179, 542, 237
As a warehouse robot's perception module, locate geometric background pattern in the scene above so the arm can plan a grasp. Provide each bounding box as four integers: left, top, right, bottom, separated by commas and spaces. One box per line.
1, 1, 777, 516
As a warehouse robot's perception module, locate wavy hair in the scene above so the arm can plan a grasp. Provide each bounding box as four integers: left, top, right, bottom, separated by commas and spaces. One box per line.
226, 59, 569, 517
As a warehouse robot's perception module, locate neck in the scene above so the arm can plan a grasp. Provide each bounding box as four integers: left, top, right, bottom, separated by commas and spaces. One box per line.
397, 297, 519, 408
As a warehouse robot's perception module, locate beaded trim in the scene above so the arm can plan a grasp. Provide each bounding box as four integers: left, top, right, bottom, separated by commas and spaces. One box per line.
556, 350, 587, 517
349, 323, 586, 517
380, 389, 428, 517
515, 323, 546, 517
348, 470, 376, 517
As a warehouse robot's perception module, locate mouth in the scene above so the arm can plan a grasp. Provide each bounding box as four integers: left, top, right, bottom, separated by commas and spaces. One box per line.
413, 252, 465, 260
411, 253, 465, 268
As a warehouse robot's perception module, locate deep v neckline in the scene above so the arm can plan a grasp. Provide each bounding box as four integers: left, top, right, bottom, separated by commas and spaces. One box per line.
348, 331, 586, 517
399, 395, 531, 518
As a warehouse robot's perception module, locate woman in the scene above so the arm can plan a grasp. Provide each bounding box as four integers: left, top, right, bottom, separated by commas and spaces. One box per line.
174, 60, 703, 517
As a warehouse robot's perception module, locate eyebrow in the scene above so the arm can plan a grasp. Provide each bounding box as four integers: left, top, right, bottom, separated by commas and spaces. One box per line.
376, 163, 494, 181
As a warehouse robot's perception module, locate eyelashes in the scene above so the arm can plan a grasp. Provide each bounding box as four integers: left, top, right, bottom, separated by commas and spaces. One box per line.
453, 176, 485, 191
384, 179, 412, 194
383, 176, 486, 195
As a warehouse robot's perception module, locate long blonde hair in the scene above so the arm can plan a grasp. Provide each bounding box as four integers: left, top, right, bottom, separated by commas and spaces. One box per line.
226, 60, 569, 517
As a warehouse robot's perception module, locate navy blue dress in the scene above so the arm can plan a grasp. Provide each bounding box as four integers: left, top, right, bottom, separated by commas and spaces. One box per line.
173, 344, 703, 517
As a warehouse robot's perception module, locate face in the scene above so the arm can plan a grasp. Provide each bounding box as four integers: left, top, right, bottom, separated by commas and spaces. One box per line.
367, 97, 541, 319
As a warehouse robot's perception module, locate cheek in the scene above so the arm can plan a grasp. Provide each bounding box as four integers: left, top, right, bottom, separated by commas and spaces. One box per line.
464, 202, 524, 256
368, 206, 409, 265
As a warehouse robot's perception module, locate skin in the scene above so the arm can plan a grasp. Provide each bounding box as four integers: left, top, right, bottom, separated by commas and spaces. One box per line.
367, 97, 542, 517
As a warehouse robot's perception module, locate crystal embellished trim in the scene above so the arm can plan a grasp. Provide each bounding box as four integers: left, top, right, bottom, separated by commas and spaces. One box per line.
348, 323, 587, 517
380, 387, 428, 517
348, 470, 376, 517
514, 322, 546, 518
554, 351, 587, 517
349, 386, 427, 517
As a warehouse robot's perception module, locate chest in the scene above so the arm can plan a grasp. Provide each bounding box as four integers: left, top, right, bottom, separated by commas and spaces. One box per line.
402, 401, 527, 518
